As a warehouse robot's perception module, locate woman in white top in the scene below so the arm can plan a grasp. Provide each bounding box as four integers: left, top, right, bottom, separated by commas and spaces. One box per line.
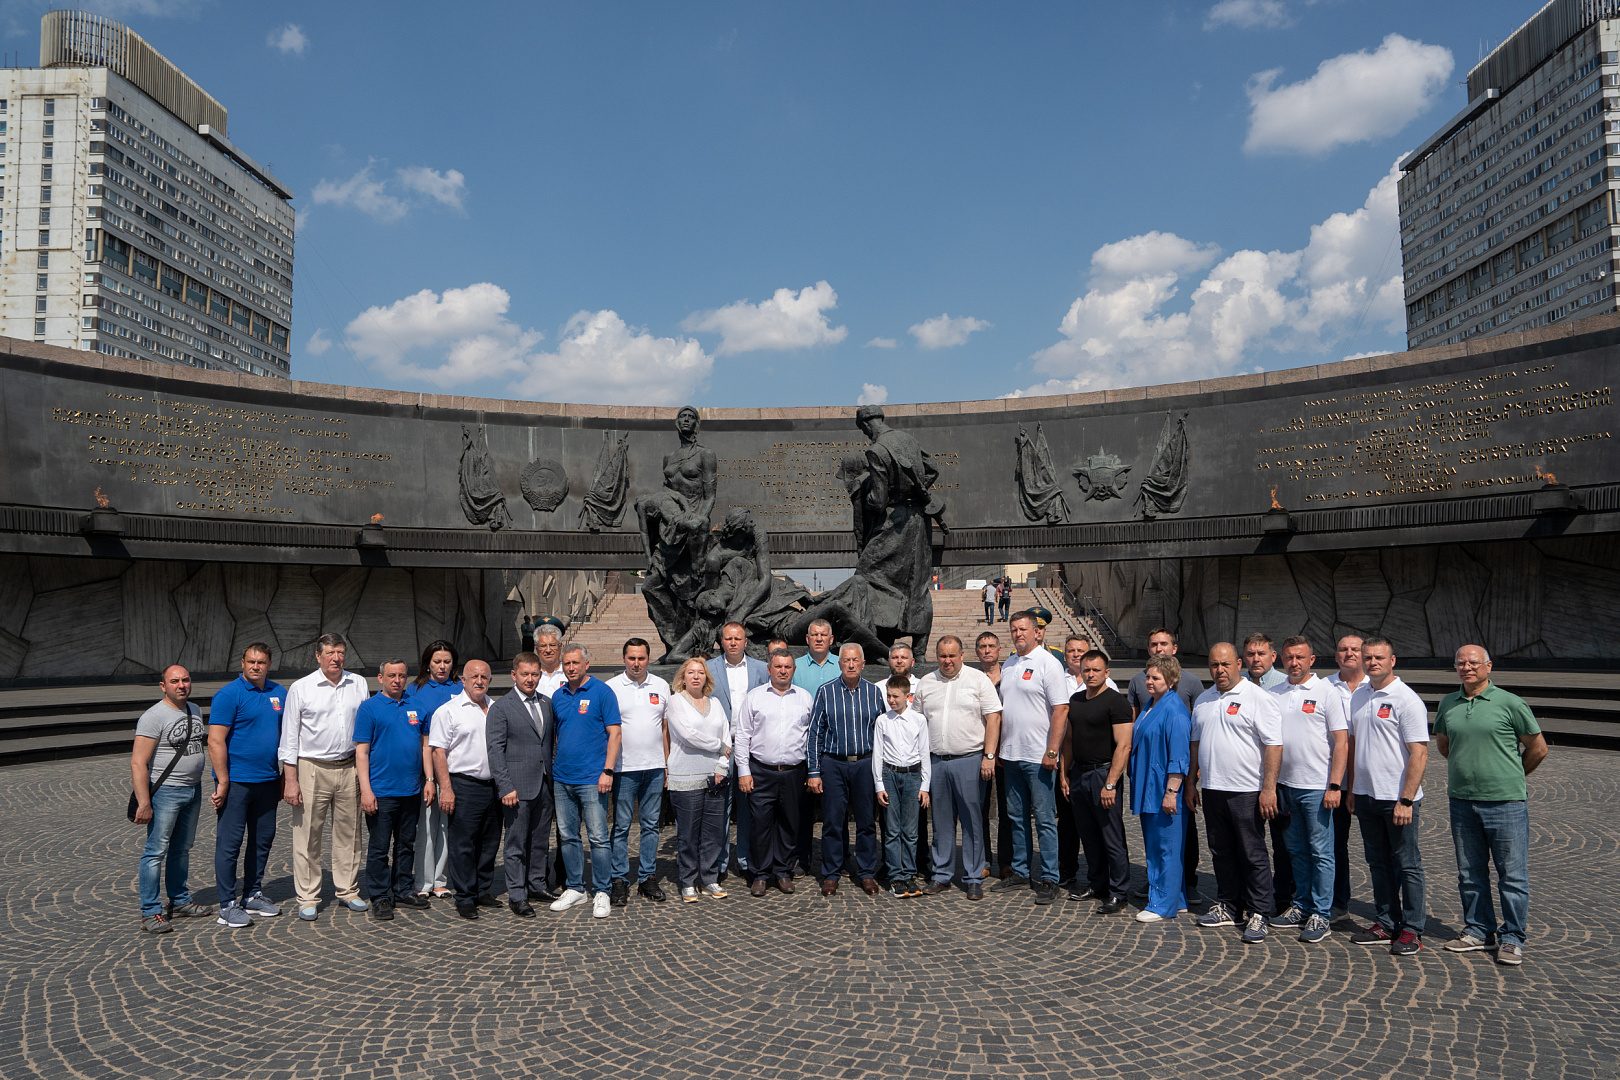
665, 658, 732, 901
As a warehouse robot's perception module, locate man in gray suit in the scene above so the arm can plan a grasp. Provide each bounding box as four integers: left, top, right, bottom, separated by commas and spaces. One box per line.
487, 651, 556, 917
707, 622, 769, 882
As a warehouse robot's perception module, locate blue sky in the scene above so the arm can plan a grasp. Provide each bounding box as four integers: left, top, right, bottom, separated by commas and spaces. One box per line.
7, 1, 1551, 406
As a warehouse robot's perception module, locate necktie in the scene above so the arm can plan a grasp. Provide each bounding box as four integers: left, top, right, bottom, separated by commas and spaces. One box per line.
527, 696, 544, 737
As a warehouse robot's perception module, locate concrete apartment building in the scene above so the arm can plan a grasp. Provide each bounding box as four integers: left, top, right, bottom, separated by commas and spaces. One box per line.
1400, 0, 1620, 350
0, 10, 293, 377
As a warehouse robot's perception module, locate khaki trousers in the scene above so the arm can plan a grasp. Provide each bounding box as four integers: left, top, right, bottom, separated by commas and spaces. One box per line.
292, 757, 362, 905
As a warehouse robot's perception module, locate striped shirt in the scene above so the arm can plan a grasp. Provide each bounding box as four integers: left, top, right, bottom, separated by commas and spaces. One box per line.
807, 676, 886, 776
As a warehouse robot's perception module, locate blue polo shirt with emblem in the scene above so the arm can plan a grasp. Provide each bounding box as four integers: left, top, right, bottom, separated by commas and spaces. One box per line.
353, 691, 426, 797
550, 676, 623, 786
207, 674, 286, 783
405, 677, 461, 739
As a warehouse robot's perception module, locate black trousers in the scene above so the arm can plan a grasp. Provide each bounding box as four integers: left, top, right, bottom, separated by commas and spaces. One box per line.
1202, 789, 1273, 918
1070, 765, 1130, 898
748, 760, 805, 881
447, 773, 502, 906
1183, 802, 1202, 892
1332, 801, 1353, 911
501, 789, 553, 902
364, 793, 422, 901
818, 756, 877, 881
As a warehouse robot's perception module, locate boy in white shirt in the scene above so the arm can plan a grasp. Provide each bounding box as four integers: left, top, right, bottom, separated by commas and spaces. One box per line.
875, 677, 931, 898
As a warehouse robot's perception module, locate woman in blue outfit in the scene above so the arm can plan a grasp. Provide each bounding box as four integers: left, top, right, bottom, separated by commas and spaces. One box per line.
1129, 655, 1192, 922
406, 640, 462, 899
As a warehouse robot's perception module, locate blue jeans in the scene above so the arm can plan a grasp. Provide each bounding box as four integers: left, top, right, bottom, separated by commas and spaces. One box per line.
1450, 797, 1530, 947
882, 767, 924, 881
1355, 797, 1426, 936
610, 769, 664, 883
139, 783, 201, 916
556, 783, 612, 893
214, 777, 280, 906
1003, 761, 1059, 883
1279, 785, 1334, 918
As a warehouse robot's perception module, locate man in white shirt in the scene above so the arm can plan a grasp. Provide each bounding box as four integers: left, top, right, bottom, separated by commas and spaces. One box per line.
607, 638, 671, 905
1347, 636, 1430, 957
1326, 634, 1365, 918
996, 611, 1069, 905
279, 633, 370, 922
1190, 642, 1283, 944
707, 622, 768, 883
735, 649, 813, 897
915, 636, 1001, 900
429, 659, 501, 920
1267, 636, 1348, 943
534, 621, 568, 697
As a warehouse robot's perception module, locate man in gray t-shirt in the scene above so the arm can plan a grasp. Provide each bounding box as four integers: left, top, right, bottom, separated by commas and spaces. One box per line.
131, 664, 209, 933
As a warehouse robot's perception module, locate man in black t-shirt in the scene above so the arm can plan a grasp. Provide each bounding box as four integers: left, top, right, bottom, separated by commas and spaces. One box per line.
1060, 650, 1134, 912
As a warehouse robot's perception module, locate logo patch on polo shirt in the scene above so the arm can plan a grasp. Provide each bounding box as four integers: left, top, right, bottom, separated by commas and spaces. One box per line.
1377, 703, 1393, 719
1302, 700, 1316, 714
1226, 702, 1241, 715
407, 710, 419, 726
270, 697, 282, 712
1022, 669, 1034, 681
578, 700, 591, 714
649, 693, 660, 705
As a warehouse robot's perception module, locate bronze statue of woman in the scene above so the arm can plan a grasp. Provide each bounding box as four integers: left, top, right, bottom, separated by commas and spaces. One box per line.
635, 406, 717, 662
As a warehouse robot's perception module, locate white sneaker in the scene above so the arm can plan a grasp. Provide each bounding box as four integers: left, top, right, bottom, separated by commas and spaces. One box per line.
548, 888, 587, 912
592, 891, 612, 918
704, 882, 728, 899
1134, 910, 1164, 923
680, 886, 699, 903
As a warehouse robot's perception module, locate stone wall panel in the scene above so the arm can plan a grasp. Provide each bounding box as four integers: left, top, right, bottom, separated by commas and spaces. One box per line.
1332, 553, 1391, 633
121, 561, 189, 674
20, 579, 125, 677
1471, 543, 1545, 657
0, 557, 36, 639
348, 569, 419, 672
267, 566, 324, 667
174, 564, 234, 675
1539, 556, 1620, 658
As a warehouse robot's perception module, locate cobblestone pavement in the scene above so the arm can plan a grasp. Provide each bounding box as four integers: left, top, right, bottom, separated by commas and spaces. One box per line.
1, 748, 1615, 1080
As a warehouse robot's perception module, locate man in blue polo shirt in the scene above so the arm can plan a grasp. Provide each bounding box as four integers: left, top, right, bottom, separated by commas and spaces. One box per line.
207, 642, 286, 929
355, 658, 429, 922
547, 644, 623, 919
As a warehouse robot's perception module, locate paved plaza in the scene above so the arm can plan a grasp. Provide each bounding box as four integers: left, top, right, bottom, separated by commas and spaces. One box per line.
1, 748, 1615, 1080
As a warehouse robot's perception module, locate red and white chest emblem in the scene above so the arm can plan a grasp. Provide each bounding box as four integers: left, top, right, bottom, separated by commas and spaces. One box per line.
270, 697, 282, 712
1226, 702, 1241, 716
1377, 704, 1393, 719
1021, 669, 1034, 681
578, 700, 590, 715
1302, 700, 1316, 715
648, 693, 661, 705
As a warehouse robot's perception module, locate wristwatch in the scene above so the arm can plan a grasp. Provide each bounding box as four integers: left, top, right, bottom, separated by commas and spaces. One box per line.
1103, 782, 1116, 791
1398, 797, 1414, 807
1327, 783, 1342, 792
982, 752, 996, 761
1044, 750, 1058, 759
602, 768, 616, 778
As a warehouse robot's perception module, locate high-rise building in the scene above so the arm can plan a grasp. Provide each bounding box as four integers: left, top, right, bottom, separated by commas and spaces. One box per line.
0, 11, 293, 377
1399, 0, 1620, 350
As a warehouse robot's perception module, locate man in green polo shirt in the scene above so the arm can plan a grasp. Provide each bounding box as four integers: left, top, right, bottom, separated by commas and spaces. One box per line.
1435, 644, 1549, 967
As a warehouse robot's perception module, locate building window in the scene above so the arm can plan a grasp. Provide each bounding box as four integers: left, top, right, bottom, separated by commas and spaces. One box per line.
40, 186, 50, 203
41, 165, 52, 181
36, 274, 47, 290
35, 297, 47, 313
42, 121, 53, 138
43, 99, 54, 117
34, 319, 45, 336
42, 143, 52, 160
39, 208, 50, 225
37, 251, 48, 268
38, 230, 49, 245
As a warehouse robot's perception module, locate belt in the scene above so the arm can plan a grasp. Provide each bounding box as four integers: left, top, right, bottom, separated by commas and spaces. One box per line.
450, 771, 492, 783
301, 755, 355, 765
749, 758, 804, 773
885, 762, 922, 773
932, 751, 979, 761
825, 752, 872, 763
1076, 760, 1112, 772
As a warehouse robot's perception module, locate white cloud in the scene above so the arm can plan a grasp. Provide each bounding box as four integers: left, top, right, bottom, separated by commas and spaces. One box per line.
909, 313, 992, 350
305, 328, 332, 356
857, 384, 888, 406
1205, 0, 1290, 30
267, 23, 307, 55
1245, 35, 1453, 155
1016, 165, 1404, 397
343, 284, 711, 404
311, 164, 409, 223
683, 281, 847, 355
1090, 231, 1221, 284
865, 337, 899, 349
396, 166, 466, 211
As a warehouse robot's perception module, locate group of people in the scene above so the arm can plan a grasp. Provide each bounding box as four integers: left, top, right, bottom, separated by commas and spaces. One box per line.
981, 578, 1012, 624
131, 610, 1548, 965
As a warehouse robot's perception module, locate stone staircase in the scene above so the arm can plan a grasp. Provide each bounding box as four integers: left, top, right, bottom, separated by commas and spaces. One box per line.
564, 590, 661, 662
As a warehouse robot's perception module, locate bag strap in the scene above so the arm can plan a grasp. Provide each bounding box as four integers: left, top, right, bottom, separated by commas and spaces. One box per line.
146, 703, 198, 791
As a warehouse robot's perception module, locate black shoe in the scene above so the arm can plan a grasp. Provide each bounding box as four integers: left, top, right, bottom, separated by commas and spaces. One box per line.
995, 873, 1030, 891
610, 878, 630, 907
395, 893, 431, 909
922, 880, 952, 895
475, 894, 501, 909
965, 882, 984, 901
456, 904, 479, 920
1096, 897, 1127, 915
638, 880, 667, 903
369, 901, 395, 921
509, 899, 535, 918
1067, 885, 1100, 902
533, 888, 560, 904
1033, 881, 1058, 906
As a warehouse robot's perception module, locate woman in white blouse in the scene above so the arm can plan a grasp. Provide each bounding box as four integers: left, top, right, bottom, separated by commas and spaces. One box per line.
665, 658, 732, 901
